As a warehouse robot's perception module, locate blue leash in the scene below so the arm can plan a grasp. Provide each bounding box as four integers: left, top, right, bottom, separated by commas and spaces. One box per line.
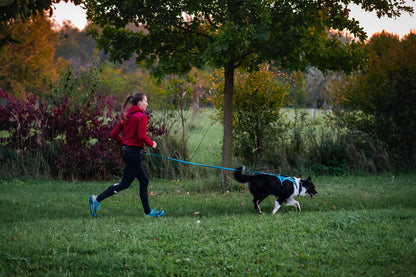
144, 151, 296, 184
145, 151, 238, 172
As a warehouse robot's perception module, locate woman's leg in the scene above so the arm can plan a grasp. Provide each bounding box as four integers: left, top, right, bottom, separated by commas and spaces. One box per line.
136, 152, 151, 214
97, 150, 138, 202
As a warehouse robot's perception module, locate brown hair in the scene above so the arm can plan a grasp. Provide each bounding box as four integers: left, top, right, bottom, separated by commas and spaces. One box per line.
119, 92, 146, 121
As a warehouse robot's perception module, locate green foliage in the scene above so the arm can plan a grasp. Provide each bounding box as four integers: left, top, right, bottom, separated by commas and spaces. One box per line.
1, 175, 415, 275
96, 61, 141, 103
80, 0, 396, 77
48, 58, 105, 108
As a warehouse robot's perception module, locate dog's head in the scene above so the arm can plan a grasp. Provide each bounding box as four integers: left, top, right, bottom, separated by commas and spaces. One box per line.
302, 177, 318, 199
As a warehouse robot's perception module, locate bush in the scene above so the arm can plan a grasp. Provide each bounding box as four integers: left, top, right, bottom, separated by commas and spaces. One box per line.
0, 89, 170, 180
0, 89, 122, 179
233, 108, 395, 176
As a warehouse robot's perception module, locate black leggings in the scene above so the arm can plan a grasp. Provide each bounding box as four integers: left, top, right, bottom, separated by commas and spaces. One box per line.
97, 145, 151, 214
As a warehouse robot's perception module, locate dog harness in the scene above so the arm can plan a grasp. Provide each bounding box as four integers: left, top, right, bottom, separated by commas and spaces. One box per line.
277, 175, 295, 185
275, 174, 302, 196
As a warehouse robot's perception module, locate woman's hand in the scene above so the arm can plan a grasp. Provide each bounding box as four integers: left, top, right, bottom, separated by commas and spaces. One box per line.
152, 141, 157, 149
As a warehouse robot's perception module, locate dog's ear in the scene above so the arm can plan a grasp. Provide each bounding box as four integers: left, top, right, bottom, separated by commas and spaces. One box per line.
307, 176, 312, 181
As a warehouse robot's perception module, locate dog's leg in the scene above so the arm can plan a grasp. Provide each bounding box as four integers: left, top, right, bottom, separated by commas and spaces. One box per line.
272, 200, 281, 215
295, 201, 301, 211
285, 198, 301, 211
253, 199, 262, 214
253, 198, 261, 214
256, 199, 263, 214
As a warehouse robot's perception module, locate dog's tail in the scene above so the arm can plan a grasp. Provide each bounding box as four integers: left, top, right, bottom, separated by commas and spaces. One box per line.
233, 165, 251, 183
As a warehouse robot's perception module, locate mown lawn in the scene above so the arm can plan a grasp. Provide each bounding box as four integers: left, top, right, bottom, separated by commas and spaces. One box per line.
1, 174, 415, 276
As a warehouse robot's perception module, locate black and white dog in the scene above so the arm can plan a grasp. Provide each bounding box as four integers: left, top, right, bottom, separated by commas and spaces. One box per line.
234, 166, 318, 214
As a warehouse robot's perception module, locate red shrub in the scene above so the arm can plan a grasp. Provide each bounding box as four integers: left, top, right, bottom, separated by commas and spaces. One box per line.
0, 89, 166, 180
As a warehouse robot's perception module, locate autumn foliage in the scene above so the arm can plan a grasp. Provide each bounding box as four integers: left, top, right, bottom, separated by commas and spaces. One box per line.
333, 31, 416, 163
0, 15, 68, 99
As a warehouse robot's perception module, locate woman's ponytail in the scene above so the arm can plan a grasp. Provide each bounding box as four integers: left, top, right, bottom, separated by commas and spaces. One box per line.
119, 95, 133, 122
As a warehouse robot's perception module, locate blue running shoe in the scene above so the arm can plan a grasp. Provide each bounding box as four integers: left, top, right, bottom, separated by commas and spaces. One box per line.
89, 195, 100, 217
145, 208, 164, 218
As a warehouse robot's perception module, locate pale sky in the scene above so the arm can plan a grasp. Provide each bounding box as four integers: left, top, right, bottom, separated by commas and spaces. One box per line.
51, 2, 87, 30
349, 2, 416, 38
51, 1, 415, 38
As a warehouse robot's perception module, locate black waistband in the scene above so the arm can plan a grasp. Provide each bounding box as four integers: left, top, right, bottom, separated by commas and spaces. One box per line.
122, 145, 144, 153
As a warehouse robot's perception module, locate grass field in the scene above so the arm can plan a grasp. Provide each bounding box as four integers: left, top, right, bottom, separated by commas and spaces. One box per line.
1, 174, 416, 276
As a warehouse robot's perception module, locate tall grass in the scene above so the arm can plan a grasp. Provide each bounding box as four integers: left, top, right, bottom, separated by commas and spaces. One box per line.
1, 174, 415, 276
145, 108, 223, 180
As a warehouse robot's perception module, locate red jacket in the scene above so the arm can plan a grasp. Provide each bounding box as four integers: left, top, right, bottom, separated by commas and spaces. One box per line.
110, 105, 154, 148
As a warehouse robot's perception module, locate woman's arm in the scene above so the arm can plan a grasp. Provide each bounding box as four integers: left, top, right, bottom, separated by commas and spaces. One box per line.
110, 121, 124, 145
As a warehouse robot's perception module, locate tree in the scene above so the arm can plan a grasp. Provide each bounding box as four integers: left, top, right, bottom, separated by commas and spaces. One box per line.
336, 31, 416, 161
84, 0, 414, 184
0, 0, 82, 47
305, 67, 326, 120
54, 22, 100, 70
0, 14, 65, 98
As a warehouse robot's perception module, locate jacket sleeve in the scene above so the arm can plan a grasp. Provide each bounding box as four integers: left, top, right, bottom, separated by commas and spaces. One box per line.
137, 116, 154, 147
110, 121, 124, 145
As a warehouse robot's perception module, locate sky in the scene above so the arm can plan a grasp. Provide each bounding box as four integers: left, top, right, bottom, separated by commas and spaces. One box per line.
51, 2, 87, 30
51, 1, 416, 39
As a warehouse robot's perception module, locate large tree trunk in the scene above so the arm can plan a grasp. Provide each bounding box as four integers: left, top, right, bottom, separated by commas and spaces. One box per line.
221, 62, 234, 186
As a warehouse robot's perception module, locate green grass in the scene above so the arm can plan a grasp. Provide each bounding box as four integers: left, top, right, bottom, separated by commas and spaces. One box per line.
1, 174, 416, 276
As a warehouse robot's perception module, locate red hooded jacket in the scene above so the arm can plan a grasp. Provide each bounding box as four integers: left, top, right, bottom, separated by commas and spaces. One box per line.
110, 105, 154, 148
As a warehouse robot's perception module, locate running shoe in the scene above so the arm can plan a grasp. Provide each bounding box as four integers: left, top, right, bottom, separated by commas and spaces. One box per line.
89, 195, 100, 217
145, 208, 165, 218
